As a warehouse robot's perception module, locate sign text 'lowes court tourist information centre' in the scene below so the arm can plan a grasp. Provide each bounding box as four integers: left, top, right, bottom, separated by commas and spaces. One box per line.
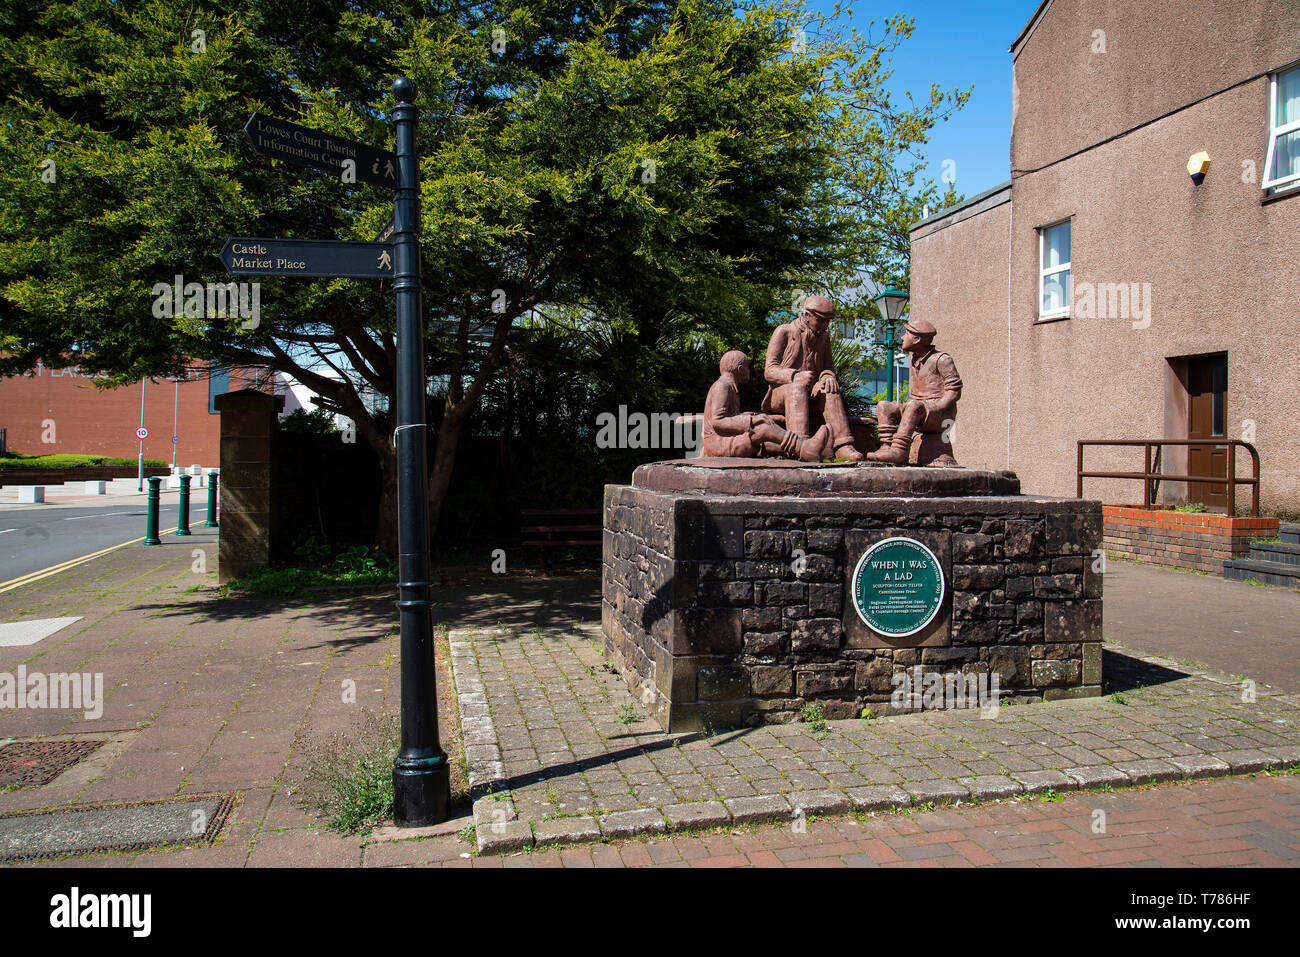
851, 537, 945, 638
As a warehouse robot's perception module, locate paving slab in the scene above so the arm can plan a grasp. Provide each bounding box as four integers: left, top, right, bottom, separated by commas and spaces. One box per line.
0, 531, 470, 866
959, 775, 1022, 801
1103, 558, 1300, 693
724, 793, 792, 825
450, 604, 1300, 852
599, 808, 666, 839
532, 816, 601, 848
846, 785, 912, 811
0, 617, 83, 647
1062, 765, 1130, 789
663, 801, 730, 832
1010, 769, 1076, 794
903, 779, 971, 806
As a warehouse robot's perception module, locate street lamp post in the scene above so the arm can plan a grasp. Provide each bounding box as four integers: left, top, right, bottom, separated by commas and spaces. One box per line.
171, 378, 180, 470
871, 285, 911, 403
137, 378, 147, 491
390, 77, 450, 827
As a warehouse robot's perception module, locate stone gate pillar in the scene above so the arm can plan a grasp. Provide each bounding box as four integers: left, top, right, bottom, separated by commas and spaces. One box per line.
215, 389, 284, 583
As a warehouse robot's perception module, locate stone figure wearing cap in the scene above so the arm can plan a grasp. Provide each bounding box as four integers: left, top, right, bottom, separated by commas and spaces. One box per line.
867, 317, 963, 465
761, 295, 864, 462
701, 351, 831, 461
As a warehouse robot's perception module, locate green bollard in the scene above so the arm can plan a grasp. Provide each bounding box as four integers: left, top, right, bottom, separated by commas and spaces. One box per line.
204, 471, 219, 527
176, 474, 192, 536
144, 476, 162, 545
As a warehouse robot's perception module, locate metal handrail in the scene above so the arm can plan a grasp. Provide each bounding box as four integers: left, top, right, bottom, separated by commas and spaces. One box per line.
1076, 439, 1261, 516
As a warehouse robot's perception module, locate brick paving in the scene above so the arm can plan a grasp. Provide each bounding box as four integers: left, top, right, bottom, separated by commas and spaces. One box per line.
193, 771, 1300, 867
0, 541, 1297, 867
0, 531, 418, 865
497, 774, 1300, 868
454, 612, 1300, 854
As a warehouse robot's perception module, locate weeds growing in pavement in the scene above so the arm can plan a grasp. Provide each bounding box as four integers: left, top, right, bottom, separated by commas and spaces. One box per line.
297, 709, 401, 834
219, 558, 396, 598
801, 702, 829, 738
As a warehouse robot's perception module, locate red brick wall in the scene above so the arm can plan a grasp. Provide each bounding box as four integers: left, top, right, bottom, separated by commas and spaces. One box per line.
1103, 505, 1278, 574
0, 362, 226, 465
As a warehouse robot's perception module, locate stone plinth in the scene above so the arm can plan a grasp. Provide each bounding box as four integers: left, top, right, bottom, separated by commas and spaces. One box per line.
603, 460, 1103, 733
632, 458, 1019, 497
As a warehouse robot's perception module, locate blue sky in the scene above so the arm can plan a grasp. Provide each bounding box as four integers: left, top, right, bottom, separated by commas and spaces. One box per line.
808, 0, 1043, 200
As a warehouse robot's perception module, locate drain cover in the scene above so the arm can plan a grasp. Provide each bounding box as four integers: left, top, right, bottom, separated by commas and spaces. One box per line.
0, 793, 237, 862
0, 740, 104, 788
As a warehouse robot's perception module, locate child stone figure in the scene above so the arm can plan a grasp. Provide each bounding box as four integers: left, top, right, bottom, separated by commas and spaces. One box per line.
701, 350, 831, 461
866, 317, 962, 465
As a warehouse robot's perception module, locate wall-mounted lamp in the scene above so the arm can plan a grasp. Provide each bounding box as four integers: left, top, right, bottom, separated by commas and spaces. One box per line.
1187, 151, 1211, 184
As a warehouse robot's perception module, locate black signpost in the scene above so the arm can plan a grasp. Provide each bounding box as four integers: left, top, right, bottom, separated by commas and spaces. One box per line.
222, 79, 449, 827
219, 238, 393, 279
244, 113, 397, 188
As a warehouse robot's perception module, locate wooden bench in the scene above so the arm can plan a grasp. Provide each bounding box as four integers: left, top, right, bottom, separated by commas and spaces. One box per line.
520, 508, 602, 573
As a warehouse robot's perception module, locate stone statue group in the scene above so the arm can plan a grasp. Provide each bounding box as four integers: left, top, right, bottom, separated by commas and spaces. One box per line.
700, 295, 963, 466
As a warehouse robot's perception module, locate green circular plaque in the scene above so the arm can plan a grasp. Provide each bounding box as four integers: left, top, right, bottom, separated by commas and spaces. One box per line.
851, 537, 945, 638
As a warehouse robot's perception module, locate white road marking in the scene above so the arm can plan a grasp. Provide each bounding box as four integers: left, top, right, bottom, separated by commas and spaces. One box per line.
0, 537, 145, 594
0, 616, 83, 647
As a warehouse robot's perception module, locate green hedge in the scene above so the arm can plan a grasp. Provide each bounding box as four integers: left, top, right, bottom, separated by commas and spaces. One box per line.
0, 452, 168, 469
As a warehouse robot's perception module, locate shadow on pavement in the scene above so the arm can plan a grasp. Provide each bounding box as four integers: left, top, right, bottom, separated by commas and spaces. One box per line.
429, 575, 600, 631
486, 726, 756, 799
131, 573, 602, 645
1102, 648, 1190, 694
133, 591, 397, 646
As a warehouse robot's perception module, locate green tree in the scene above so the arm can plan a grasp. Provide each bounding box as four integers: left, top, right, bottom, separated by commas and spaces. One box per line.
0, 0, 966, 552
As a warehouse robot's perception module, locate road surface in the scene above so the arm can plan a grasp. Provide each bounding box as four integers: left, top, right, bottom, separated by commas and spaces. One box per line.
0, 496, 186, 586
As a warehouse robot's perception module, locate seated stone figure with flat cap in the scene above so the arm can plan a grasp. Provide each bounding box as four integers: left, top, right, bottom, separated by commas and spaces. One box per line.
867, 317, 962, 466
761, 295, 864, 462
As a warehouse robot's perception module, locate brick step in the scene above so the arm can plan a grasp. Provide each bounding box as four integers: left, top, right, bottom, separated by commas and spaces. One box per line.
1223, 558, 1300, 589
1249, 541, 1300, 566
1282, 524, 1300, 545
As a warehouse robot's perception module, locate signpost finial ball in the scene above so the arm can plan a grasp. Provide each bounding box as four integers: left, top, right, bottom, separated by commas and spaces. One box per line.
393, 77, 417, 103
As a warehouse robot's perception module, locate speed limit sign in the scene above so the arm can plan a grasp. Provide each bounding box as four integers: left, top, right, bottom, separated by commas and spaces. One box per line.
136, 427, 148, 439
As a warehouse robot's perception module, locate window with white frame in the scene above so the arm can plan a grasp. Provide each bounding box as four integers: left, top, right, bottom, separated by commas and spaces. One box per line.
1263, 64, 1300, 191
1038, 219, 1071, 319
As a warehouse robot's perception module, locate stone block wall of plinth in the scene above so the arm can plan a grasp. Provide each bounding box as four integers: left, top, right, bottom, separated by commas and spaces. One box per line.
602, 460, 1103, 733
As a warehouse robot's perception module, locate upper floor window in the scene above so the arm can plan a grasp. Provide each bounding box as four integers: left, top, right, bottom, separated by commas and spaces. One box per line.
1263, 65, 1300, 192
1038, 219, 1071, 320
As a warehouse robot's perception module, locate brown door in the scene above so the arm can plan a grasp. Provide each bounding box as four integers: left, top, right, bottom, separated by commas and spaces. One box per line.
1187, 354, 1227, 511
